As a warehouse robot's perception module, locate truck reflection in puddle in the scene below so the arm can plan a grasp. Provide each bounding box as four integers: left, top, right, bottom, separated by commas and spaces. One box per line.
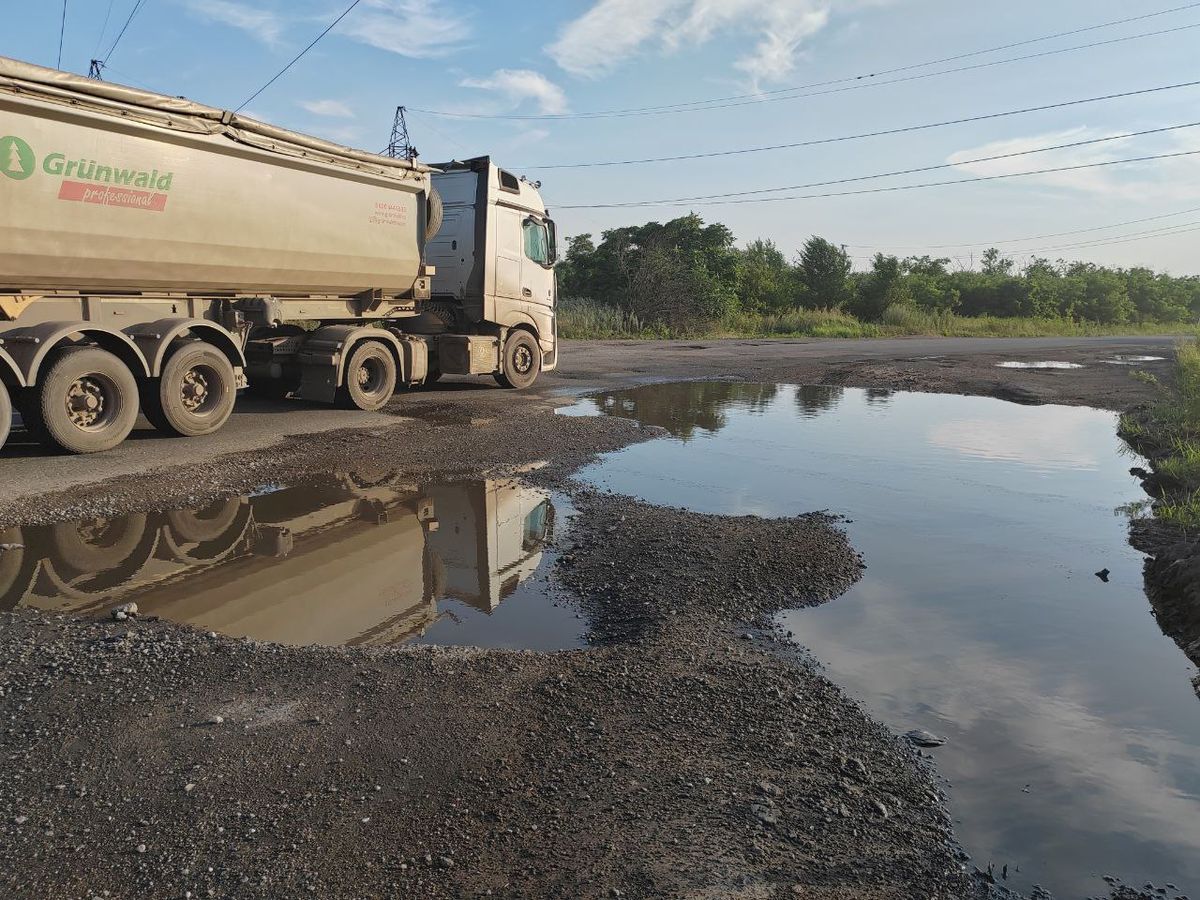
0, 475, 567, 648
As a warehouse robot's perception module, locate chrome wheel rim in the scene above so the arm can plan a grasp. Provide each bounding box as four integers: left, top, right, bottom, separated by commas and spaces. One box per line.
512, 344, 534, 375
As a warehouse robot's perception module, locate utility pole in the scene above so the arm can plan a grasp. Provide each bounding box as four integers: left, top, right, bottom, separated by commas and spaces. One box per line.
87, 59, 104, 80
386, 106, 417, 161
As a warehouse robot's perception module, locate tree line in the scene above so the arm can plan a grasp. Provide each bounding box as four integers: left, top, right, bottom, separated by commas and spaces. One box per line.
555, 213, 1200, 328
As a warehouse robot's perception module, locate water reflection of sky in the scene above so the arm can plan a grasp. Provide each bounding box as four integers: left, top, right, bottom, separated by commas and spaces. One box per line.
567, 384, 1200, 899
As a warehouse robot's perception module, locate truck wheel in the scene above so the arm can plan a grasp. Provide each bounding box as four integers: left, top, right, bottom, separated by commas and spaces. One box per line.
32, 347, 139, 454
144, 343, 237, 437
49, 514, 148, 574
338, 342, 396, 411
166, 498, 244, 544
494, 331, 541, 390
0, 381, 10, 451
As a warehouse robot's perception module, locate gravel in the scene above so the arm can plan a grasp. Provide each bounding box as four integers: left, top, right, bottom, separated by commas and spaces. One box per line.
0, 338, 1179, 899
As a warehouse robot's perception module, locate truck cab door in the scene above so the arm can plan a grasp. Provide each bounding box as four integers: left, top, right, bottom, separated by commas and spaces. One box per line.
520, 217, 555, 309
493, 207, 524, 302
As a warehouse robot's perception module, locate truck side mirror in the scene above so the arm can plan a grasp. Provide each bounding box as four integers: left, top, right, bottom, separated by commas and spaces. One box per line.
546, 219, 558, 266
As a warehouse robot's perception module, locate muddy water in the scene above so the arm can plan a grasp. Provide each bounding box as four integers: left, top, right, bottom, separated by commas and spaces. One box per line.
0, 474, 584, 650
562, 383, 1200, 899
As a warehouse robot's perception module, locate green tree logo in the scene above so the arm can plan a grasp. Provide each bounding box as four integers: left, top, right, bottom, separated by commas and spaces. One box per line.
1, 136, 35, 181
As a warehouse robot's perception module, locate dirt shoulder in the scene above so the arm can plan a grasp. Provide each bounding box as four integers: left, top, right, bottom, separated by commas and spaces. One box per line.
0, 337, 1177, 899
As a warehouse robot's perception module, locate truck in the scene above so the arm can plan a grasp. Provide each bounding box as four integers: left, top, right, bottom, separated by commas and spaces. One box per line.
0, 56, 559, 454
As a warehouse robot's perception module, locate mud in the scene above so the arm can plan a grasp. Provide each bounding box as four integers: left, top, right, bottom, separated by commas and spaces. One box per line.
0, 336, 1186, 899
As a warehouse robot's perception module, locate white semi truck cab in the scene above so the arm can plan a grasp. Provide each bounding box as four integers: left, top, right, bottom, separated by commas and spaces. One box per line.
429, 158, 559, 379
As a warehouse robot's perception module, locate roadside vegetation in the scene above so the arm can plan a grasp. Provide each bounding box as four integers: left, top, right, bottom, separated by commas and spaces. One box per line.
556, 214, 1200, 339
1121, 338, 1200, 528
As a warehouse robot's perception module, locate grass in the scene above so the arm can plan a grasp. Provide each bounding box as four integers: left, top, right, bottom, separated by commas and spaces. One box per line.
557, 298, 1197, 341
1122, 336, 1200, 531
1155, 488, 1200, 528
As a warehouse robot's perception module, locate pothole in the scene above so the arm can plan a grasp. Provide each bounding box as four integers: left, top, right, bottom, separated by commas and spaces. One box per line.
560, 381, 1200, 899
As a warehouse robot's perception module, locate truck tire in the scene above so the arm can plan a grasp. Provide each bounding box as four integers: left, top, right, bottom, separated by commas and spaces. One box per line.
143, 343, 237, 437
0, 381, 10, 452
426, 187, 444, 241
166, 498, 244, 544
337, 341, 397, 411
49, 514, 148, 574
31, 347, 140, 454
494, 330, 541, 390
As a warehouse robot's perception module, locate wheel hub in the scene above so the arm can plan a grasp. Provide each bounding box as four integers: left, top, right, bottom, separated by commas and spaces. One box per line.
180, 367, 210, 413
66, 378, 106, 429
513, 346, 533, 375
356, 358, 385, 393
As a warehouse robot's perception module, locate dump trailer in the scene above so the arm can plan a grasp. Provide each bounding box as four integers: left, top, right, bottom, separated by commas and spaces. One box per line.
0, 56, 558, 454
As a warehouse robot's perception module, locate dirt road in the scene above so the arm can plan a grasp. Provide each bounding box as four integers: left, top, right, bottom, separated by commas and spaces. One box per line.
0, 335, 1174, 507
0, 337, 1177, 900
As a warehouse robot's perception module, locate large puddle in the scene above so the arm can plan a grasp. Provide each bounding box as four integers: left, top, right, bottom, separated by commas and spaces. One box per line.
0, 474, 584, 650
562, 383, 1200, 899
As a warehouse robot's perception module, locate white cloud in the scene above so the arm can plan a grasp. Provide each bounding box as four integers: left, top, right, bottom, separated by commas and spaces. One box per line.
547, 0, 683, 79
547, 0, 841, 85
186, 0, 285, 46
299, 99, 355, 118
460, 69, 568, 115
732, 2, 830, 85
338, 0, 470, 59
946, 128, 1200, 201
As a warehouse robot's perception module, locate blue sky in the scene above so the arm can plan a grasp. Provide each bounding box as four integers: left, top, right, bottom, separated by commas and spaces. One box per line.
6, 0, 1200, 273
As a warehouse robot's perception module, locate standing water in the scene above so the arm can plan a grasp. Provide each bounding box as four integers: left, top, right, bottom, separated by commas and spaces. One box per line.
0, 474, 584, 651
561, 383, 1200, 899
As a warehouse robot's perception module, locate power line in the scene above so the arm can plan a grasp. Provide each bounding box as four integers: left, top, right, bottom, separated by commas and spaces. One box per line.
518, 79, 1200, 170
236, 0, 364, 112
412, 13, 1200, 120
102, 0, 149, 66
850, 208, 1200, 252
93, 0, 116, 58
564, 124, 1200, 207
557, 149, 1200, 209
404, 110, 474, 156
57, 0, 67, 69
1011, 222, 1200, 256
1031, 221, 1200, 251
853, 221, 1200, 265
94, 64, 158, 91
846, 206, 1200, 252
